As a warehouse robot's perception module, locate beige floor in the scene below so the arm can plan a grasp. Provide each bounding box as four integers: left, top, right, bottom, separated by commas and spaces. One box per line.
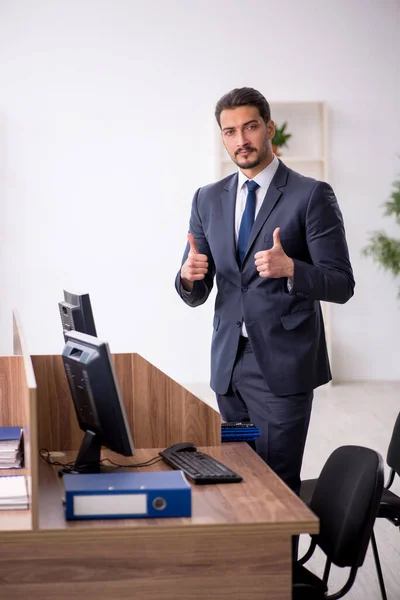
186, 381, 400, 600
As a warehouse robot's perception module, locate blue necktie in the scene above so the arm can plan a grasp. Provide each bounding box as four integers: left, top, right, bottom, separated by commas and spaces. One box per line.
237, 180, 260, 264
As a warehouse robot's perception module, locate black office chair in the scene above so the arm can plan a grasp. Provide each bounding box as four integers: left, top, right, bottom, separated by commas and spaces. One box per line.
293, 445, 384, 599
301, 414, 400, 600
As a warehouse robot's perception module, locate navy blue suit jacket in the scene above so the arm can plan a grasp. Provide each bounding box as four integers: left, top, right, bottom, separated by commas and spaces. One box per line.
175, 160, 355, 396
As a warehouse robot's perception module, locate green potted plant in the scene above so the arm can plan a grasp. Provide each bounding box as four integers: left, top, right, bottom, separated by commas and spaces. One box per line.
272, 121, 292, 156
362, 169, 400, 296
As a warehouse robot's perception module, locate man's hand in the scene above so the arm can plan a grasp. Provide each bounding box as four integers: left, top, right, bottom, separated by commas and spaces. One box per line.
254, 227, 294, 279
180, 233, 209, 291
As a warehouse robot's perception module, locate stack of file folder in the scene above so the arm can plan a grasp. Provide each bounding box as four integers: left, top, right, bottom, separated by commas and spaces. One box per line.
0, 427, 24, 469
0, 475, 28, 510
221, 422, 260, 443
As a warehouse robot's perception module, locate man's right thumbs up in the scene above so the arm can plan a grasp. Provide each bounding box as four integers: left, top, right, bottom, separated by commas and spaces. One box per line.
188, 233, 199, 255
180, 233, 209, 291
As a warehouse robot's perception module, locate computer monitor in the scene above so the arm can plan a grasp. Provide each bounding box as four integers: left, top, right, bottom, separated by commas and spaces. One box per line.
58, 290, 97, 339
61, 330, 134, 474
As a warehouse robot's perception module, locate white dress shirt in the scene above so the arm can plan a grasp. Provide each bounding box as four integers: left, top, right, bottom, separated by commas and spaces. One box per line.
235, 155, 280, 244
236, 156, 280, 336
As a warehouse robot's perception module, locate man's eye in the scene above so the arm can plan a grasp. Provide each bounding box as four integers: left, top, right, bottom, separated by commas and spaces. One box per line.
224, 130, 234, 137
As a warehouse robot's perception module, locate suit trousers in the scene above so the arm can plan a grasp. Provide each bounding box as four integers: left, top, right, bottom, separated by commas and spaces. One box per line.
216, 336, 313, 495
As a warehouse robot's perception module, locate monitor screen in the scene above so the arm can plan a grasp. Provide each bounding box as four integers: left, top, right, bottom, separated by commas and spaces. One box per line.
61, 330, 134, 474
59, 290, 97, 339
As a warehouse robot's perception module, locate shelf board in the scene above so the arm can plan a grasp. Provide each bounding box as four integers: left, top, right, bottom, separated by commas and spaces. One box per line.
278, 156, 326, 163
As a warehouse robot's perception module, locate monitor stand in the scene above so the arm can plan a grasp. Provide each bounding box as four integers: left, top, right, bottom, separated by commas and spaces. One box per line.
59, 430, 102, 475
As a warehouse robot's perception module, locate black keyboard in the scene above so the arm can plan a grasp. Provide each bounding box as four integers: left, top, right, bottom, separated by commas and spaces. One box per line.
159, 443, 242, 485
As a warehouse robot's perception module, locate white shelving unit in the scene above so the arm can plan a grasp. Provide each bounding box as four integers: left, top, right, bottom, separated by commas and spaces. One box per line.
216, 101, 332, 370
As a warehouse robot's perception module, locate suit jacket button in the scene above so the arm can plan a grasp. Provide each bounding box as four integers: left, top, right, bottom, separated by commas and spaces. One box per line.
236, 321, 242, 327
241, 286, 248, 292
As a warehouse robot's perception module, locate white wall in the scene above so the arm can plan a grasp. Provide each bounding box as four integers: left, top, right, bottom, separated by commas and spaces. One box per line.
0, 0, 399, 385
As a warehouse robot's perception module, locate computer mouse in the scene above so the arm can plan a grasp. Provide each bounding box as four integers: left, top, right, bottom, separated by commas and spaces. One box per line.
164, 442, 197, 453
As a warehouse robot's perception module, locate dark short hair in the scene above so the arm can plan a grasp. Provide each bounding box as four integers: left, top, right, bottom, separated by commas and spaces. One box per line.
215, 87, 271, 127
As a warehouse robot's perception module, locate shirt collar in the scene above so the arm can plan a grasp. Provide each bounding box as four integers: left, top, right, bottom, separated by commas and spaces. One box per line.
237, 155, 280, 191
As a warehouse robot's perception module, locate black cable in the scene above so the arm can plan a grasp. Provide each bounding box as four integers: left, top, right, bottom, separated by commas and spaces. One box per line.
39, 448, 162, 472
39, 449, 76, 467
102, 456, 162, 468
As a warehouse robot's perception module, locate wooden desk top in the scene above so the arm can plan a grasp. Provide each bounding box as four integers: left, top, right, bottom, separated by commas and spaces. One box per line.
37, 443, 318, 536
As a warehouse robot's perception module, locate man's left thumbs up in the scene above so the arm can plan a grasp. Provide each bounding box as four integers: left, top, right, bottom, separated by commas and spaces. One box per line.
254, 227, 294, 279
273, 227, 282, 248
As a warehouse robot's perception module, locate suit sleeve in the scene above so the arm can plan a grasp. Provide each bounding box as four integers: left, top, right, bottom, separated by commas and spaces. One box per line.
290, 182, 355, 303
174, 188, 216, 307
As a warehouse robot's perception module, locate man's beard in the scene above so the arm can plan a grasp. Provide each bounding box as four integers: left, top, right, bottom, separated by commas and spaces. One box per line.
233, 145, 268, 170
234, 154, 262, 169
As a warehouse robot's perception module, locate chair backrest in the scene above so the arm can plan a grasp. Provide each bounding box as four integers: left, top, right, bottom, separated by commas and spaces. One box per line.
310, 445, 384, 568
387, 412, 400, 475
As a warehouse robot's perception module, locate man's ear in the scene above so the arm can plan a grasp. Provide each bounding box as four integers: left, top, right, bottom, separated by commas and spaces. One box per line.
267, 120, 275, 140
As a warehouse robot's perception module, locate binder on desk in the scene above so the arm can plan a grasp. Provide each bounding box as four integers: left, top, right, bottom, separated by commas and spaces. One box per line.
0, 427, 24, 469
63, 470, 192, 520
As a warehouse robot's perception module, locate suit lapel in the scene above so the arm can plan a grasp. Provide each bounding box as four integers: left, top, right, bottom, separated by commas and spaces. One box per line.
243, 160, 289, 263
221, 173, 238, 262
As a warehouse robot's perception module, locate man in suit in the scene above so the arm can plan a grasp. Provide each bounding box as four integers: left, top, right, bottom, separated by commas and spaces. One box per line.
175, 87, 354, 494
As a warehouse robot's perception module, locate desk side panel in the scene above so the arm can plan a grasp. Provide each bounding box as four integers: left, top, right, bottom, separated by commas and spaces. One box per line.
0, 528, 290, 600
0, 356, 27, 427
32, 353, 220, 450
118, 353, 220, 448
31, 355, 79, 452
